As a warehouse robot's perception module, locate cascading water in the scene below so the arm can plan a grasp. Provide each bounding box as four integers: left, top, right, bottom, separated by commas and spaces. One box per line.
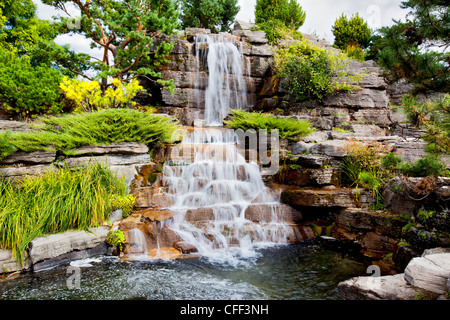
194, 34, 249, 126
150, 33, 294, 265
163, 127, 292, 265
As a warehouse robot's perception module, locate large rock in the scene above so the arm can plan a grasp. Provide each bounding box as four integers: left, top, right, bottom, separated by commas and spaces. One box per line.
28, 227, 109, 265
0, 249, 31, 273
71, 142, 149, 156
0, 120, 30, 132
0, 164, 54, 179
338, 273, 418, 300
309, 140, 348, 158
0, 150, 56, 165
281, 188, 374, 208
244, 204, 302, 222
323, 88, 388, 109
392, 139, 427, 163
404, 253, 450, 294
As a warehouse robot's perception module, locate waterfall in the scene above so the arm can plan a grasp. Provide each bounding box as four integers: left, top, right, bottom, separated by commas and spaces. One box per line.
163, 127, 291, 265
194, 34, 248, 126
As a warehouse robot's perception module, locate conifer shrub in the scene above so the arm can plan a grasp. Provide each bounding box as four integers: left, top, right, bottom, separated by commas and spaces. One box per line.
0, 109, 181, 159
224, 109, 315, 141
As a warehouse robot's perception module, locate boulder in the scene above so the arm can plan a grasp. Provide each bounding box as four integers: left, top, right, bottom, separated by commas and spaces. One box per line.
338, 273, 418, 300
281, 188, 374, 208
28, 227, 109, 266
392, 139, 427, 163
0, 164, 54, 179
404, 253, 450, 294
232, 20, 254, 31
0, 150, 56, 165
0, 120, 30, 132
244, 204, 302, 222
309, 140, 347, 158
302, 131, 330, 143
71, 142, 149, 156
0, 249, 31, 273
290, 141, 312, 155
323, 89, 389, 109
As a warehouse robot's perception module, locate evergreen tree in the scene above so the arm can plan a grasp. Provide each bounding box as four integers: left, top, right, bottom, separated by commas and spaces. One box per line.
179, 0, 240, 33
254, 0, 305, 29
332, 13, 371, 50
373, 0, 449, 92
254, 0, 305, 44
39, 0, 180, 91
0, 0, 57, 55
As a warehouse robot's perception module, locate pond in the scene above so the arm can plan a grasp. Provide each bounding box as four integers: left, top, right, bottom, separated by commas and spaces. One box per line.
0, 241, 368, 300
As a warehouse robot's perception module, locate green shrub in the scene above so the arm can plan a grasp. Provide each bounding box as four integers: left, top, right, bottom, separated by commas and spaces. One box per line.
252, 20, 303, 45
0, 163, 127, 264
106, 230, 126, 252
111, 194, 136, 219
0, 47, 63, 117
332, 13, 371, 50
344, 44, 366, 62
0, 131, 17, 160
397, 154, 445, 177
2, 109, 181, 158
224, 109, 315, 141
275, 39, 351, 102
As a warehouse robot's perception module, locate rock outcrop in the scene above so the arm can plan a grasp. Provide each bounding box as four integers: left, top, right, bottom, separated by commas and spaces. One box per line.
338, 247, 450, 300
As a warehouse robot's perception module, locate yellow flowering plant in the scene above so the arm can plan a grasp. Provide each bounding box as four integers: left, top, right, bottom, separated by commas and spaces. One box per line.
60, 77, 144, 112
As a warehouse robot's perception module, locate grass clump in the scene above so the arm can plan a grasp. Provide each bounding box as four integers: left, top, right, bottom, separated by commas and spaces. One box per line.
0, 108, 181, 159
224, 109, 315, 141
0, 163, 127, 264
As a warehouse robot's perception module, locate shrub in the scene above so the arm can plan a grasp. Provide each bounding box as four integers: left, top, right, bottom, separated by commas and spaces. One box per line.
0, 163, 127, 264
253, 20, 303, 45
60, 77, 145, 112
0, 47, 63, 117
106, 230, 126, 252
111, 194, 136, 219
2, 108, 181, 158
344, 44, 366, 62
397, 154, 445, 177
332, 13, 371, 50
224, 109, 315, 141
275, 39, 351, 102
0, 131, 17, 160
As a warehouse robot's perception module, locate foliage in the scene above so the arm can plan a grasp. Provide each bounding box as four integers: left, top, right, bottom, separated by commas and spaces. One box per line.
0, 163, 127, 264
397, 154, 445, 177
332, 13, 371, 50
39, 0, 179, 91
106, 230, 126, 251
111, 194, 136, 219
179, 0, 240, 33
0, 131, 17, 160
275, 39, 352, 102
344, 44, 366, 62
400, 94, 450, 154
254, 0, 305, 44
224, 109, 315, 141
372, 1, 449, 92
0, 0, 57, 55
60, 77, 144, 112
0, 47, 63, 117
1, 109, 181, 159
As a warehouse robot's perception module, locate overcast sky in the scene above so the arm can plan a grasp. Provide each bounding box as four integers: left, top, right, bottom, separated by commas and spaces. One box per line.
33, 0, 409, 60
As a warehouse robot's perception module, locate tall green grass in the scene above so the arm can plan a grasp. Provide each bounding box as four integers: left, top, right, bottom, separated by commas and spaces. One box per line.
224, 109, 315, 141
0, 163, 127, 264
0, 108, 181, 159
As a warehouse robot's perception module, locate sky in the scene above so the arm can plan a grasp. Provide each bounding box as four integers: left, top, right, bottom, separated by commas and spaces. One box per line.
33, 0, 409, 60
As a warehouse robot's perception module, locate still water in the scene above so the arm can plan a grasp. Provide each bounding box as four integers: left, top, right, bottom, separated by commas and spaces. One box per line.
0, 242, 368, 300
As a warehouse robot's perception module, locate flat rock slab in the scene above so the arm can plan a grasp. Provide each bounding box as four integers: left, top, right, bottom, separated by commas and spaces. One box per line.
309, 140, 348, 158
0, 150, 56, 165
0, 164, 54, 179
282, 188, 374, 208
71, 142, 149, 156
338, 273, 418, 300
63, 154, 151, 167
0, 120, 30, 132
0, 249, 31, 273
28, 227, 109, 265
404, 253, 450, 294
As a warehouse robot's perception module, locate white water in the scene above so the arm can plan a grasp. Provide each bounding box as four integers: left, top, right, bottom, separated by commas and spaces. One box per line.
194, 34, 249, 126
163, 128, 291, 266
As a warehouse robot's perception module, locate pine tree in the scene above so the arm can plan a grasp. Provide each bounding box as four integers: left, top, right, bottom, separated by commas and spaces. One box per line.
332, 13, 371, 50
39, 0, 180, 91
180, 0, 240, 33
373, 0, 449, 92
